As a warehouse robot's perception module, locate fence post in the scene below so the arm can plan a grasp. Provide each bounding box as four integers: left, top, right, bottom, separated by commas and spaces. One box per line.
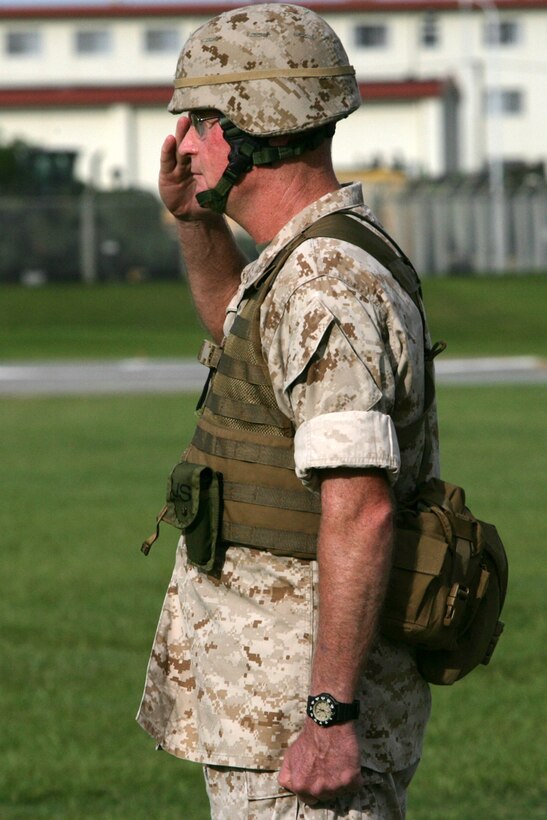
531, 191, 547, 270
79, 188, 97, 284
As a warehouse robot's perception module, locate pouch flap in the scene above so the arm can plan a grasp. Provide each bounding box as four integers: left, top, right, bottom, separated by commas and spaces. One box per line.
410, 477, 466, 513
167, 462, 213, 529
392, 530, 447, 576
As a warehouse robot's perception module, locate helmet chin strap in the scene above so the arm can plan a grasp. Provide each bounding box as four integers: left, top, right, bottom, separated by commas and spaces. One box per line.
196, 117, 336, 214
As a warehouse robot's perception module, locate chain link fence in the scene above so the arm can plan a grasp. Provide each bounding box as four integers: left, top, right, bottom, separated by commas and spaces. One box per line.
368, 179, 547, 276
0, 189, 182, 285
1, 181, 546, 284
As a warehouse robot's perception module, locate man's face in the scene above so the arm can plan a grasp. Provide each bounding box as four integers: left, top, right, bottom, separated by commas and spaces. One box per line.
179, 109, 230, 199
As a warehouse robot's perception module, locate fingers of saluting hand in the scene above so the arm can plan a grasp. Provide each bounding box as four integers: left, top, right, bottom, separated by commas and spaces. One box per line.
160, 117, 192, 175
159, 134, 178, 175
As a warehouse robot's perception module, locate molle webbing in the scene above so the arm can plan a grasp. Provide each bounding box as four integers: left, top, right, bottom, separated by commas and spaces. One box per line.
192, 424, 294, 470
187, 254, 321, 558
185, 421, 321, 558
187, 211, 438, 558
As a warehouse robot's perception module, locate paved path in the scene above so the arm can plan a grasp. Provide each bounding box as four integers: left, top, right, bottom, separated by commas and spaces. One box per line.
434, 355, 546, 385
0, 356, 545, 396
0, 358, 207, 395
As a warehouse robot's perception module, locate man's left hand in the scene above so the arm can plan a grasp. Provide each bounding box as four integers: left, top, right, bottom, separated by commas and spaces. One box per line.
278, 720, 363, 805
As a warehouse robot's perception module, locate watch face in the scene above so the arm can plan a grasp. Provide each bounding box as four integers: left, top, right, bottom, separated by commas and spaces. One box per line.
313, 701, 333, 721
310, 695, 335, 725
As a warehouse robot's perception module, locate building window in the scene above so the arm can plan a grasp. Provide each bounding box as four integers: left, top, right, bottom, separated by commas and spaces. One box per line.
144, 28, 181, 53
484, 19, 520, 46
6, 30, 41, 55
485, 89, 524, 115
420, 13, 439, 48
75, 30, 111, 55
354, 24, 387, 48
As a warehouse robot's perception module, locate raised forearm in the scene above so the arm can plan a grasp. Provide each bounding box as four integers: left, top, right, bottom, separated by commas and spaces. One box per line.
159, 117, 247, 342
176, 217, 246, 342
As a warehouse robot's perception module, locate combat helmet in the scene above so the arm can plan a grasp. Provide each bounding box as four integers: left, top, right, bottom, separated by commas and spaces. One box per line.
169, 3, 361, 212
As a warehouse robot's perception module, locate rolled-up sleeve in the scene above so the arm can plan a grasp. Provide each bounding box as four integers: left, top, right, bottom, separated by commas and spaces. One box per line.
294, 410, 400, 490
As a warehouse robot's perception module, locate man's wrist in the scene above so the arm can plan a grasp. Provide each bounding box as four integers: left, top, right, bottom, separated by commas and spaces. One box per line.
307, 692, 360, 727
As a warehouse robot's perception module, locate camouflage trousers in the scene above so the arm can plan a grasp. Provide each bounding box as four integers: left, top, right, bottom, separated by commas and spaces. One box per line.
203, 763, 419, 819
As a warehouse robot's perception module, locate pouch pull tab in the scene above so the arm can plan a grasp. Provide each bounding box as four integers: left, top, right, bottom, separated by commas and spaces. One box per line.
426, 340, 447, 361
141, 504, 169, 556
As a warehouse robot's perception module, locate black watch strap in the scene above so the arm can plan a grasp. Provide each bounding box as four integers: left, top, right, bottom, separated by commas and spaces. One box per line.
335, 699, 361, 721
307, 693, 360, 727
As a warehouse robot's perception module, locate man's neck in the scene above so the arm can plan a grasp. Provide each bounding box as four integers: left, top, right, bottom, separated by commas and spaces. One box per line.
227, 152, 341, 244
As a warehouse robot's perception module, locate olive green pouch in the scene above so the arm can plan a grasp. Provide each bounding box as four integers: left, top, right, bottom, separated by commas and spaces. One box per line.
141, 462, 221, 572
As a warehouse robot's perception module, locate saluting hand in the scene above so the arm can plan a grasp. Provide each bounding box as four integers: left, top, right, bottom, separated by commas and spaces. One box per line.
159, 116, 216, 223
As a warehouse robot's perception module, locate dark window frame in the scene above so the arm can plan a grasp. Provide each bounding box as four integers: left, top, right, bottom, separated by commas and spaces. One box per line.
6, 30, 41, 56
74, 29, 111, 55
354, 23, 388, 48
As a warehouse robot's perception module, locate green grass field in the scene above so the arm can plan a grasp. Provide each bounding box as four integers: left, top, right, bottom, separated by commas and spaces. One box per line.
0, 386, 545, 819
1, 277, 546, 818
0, 274, 546, 360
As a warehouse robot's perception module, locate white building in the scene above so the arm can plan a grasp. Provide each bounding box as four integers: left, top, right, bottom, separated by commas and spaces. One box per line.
0, 0, 545, 191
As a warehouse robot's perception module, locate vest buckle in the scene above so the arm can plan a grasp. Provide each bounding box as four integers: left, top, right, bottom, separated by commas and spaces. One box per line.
198, 339, 222, 370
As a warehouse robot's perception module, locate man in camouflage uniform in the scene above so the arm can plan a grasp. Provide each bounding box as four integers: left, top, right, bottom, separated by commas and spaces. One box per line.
137, 5, 439, 817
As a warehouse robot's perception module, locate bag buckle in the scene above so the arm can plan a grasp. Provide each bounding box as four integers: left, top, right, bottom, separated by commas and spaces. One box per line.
444, 583, 469, 626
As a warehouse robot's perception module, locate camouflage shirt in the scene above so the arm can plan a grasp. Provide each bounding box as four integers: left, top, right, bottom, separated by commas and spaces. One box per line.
137, 183, 437, 772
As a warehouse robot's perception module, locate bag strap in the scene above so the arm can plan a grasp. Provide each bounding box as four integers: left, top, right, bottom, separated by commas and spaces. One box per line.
302, 211, 422, 300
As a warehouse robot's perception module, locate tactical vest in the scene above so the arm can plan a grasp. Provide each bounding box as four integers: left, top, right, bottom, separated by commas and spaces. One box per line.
184, 262, 322, 559
180, 211, 437, 560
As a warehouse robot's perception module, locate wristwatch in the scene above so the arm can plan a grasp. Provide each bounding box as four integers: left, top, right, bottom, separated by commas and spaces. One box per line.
306, 693, 360, 727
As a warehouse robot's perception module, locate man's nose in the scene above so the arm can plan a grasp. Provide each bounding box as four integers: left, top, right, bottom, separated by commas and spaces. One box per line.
179, 117, 198, 154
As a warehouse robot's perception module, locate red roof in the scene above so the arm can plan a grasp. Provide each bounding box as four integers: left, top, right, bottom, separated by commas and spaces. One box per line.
0, 79, 455, 108
360, 79, 456, 100
0, 1, 545, 19
0, 86, 172, 107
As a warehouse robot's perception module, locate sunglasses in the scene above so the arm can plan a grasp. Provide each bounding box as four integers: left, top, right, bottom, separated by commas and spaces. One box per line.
188, 110, 221, 139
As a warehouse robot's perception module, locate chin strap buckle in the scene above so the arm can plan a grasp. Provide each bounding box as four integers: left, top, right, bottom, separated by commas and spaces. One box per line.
196, 119, 337, 214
